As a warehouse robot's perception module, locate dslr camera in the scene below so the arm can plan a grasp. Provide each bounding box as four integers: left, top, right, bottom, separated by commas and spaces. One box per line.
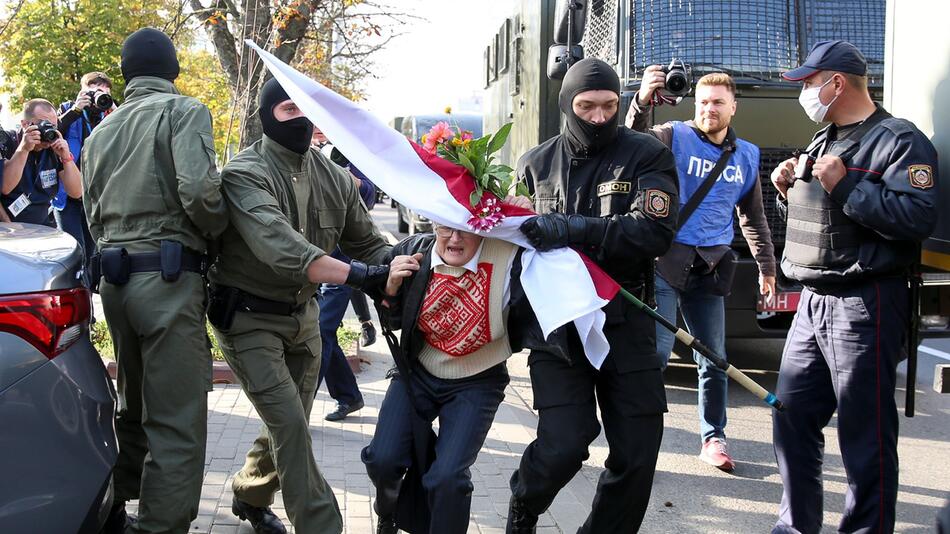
34, 119, 58, 143
661, 58, 692, 98
86, 90, 113, 111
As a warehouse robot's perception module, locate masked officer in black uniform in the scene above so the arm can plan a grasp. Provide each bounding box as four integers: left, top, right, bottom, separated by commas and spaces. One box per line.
770, 41, 938, 534
506, 58, 679, 534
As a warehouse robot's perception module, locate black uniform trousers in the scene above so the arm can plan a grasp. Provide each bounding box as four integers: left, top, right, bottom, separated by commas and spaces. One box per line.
772, 277, 907, 534
509, 336, 666, 534
363, 362, 509, 534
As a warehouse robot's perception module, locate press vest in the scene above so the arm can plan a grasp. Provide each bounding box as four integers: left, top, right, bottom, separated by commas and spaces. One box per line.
670, 121, 758, 246
0, 149, 60, 226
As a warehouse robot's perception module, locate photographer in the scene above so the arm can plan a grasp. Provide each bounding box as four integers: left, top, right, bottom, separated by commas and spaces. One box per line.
0, 102, 17, 159
1, 99, 80, 226
55, 72, 114, 259
626, 70, 775, 472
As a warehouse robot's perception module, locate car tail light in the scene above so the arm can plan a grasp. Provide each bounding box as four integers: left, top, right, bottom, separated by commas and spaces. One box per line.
0, 288, 91, 359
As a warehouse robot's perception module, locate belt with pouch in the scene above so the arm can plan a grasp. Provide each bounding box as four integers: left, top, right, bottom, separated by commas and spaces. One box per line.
90, 240, 207, 290
210, 284, 304, 316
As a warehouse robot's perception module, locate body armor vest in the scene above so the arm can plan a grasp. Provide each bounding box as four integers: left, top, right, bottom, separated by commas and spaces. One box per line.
783, 115, 886, 270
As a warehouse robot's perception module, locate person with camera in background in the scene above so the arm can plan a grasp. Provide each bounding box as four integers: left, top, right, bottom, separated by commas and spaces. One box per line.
625, 69, 776, 472
770, 40, 937, 534
1, 99, 80, 226
55, 72, 115, 270
0, 101, 18, 160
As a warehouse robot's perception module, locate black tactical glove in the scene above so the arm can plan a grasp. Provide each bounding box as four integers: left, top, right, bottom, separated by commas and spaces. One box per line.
345, 260, 390, 290
519, 213, 607, 252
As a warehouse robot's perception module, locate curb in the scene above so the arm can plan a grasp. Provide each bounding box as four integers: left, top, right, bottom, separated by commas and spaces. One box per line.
103, 359, 239, 384
102, 342, 364, 385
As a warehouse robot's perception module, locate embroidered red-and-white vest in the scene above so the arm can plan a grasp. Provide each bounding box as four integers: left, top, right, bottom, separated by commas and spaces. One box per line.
416, 238, 517, 379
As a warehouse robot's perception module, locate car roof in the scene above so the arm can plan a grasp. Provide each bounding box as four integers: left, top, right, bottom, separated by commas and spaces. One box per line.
0, 223, 81, 294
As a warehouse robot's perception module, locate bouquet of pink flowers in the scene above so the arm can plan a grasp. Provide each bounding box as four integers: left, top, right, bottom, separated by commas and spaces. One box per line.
421, 121, 531, 230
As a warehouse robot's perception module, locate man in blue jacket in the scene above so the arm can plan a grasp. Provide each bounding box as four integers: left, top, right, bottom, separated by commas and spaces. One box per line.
770, 41, 938, 534
626, 71, 776, 472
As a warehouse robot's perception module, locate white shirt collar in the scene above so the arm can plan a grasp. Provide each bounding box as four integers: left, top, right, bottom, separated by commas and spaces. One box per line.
430, 241, 485, 274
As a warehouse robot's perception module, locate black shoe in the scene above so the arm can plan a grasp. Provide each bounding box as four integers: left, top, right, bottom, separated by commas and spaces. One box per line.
361, 321, 377, 347
102, 502, 136, 534
231, 496, 287, 534
506, 495, 538, 534
325, 399, 365, 421
377, 514, 398, 534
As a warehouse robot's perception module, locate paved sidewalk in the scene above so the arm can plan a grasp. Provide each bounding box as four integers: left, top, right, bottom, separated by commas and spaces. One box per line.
151, 334, 576, 534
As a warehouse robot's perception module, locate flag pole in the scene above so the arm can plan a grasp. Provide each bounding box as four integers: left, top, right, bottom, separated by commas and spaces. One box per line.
618, 288, 785, 411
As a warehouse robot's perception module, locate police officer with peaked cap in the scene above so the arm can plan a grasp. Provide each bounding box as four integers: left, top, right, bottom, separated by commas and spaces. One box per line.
81, 28, 228, 533
206, 78, 391, 534
770, 40, 938, 534
506, 57, 679, 533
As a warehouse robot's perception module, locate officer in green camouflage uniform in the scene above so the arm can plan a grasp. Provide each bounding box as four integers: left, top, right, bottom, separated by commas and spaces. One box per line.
81, 28, 227, 533
207, 78, 391, 534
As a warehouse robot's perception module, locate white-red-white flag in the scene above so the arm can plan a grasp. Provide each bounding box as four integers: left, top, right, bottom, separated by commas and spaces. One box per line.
248, 41, 620, 368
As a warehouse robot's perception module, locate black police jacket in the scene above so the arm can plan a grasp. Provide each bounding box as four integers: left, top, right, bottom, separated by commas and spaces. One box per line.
517, 127, 680, 372
780, 104, 939, 287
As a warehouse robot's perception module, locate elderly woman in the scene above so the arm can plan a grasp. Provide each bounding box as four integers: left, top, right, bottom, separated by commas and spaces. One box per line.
363, 199, 541, 534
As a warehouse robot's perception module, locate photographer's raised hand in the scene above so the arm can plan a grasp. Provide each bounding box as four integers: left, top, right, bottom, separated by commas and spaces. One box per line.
637, 65, 667, 107
50, 136, 72, 161
19, 125, 40, 153
72, 91, 92, 112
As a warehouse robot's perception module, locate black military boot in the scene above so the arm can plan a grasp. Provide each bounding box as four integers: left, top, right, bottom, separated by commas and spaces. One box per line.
376, 513, 398, 534
506, 495, 538, 533
232, 496, 287, 534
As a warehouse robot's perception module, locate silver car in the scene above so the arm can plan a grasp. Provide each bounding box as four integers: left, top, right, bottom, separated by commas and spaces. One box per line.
0, 223, 117, 533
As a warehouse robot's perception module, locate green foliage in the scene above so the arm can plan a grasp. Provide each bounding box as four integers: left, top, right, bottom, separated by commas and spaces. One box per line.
1, 0, 236, 162
90, 321, 114, 359
92, 320, 226, 361
337, 323, 360, 353
177, 49, 240, 161
428, 121, 530, 207
0, 0, 177, 110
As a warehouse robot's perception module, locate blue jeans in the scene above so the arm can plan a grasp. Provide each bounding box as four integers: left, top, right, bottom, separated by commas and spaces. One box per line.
316, 284, 363, 405
654, 273, 727, 442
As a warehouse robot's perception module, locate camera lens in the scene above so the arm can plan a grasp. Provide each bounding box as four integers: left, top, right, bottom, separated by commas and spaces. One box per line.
95, 93, 113, 109
666, 72, 688, 94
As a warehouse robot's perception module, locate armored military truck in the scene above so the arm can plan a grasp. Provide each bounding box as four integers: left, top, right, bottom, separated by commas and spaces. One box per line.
481, 0, 926, 341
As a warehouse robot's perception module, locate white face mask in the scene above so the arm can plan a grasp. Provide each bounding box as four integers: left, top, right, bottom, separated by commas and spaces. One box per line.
799, 77, 838, 123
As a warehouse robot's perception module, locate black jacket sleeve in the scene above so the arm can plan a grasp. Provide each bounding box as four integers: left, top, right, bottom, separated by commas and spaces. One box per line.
596, 137, 680, 265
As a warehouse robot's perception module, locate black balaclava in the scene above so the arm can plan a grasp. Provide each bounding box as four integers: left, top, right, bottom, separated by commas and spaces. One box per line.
121, 28, 180, 82
558, 58, 621, 156
259, 78, 314, 155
